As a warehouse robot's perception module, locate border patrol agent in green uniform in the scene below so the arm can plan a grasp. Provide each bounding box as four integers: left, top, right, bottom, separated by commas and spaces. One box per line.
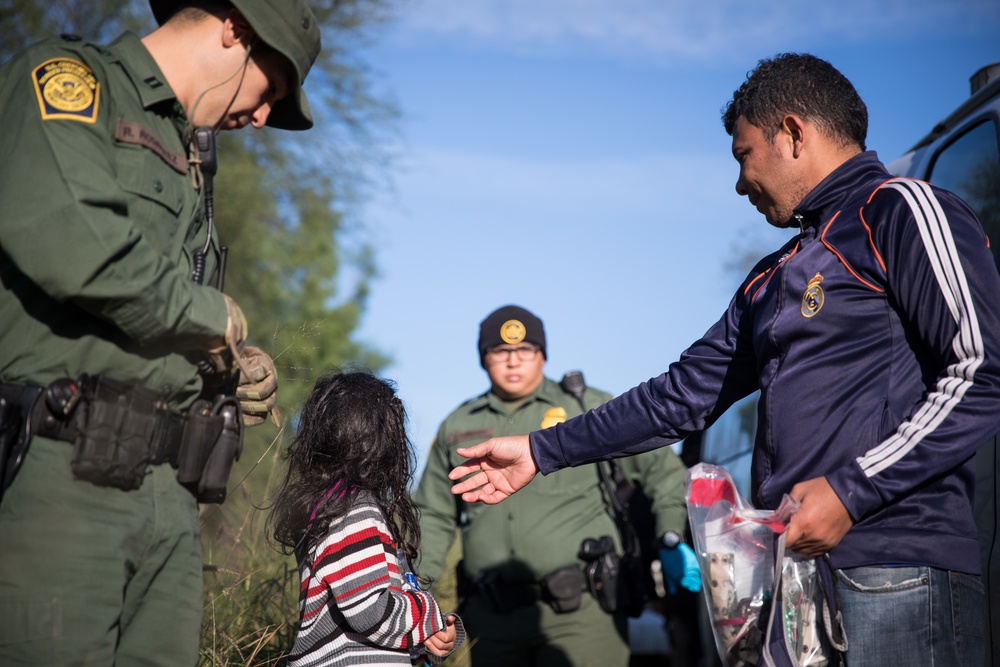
0, 1, 319, 664
414, 305, 689, 667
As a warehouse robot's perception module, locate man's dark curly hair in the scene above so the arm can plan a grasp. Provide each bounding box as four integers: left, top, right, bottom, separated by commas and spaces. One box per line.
266, 370, 423, 569
722, 53, 868, 151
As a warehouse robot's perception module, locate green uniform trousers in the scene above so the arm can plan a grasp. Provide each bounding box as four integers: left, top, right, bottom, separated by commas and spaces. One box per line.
0, 437, 202, 666
463, 591, 629, 667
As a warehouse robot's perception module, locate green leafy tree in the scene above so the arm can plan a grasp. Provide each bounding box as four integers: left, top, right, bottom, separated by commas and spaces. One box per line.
213, 132, 390, 413
213, 0, 400, 411
0, 0, 149, 49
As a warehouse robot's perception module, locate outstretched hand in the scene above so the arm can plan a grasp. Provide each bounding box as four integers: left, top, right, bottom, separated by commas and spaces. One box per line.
448, 435, 538, 504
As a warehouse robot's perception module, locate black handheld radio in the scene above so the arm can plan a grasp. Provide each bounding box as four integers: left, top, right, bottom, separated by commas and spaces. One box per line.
191, 127, 228, 289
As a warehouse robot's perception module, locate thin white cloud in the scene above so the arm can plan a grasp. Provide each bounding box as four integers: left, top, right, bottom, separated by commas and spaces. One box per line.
389, 0, 1000, 64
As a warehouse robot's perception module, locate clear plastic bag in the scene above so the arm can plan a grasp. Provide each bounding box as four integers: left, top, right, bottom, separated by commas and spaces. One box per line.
685, 463, 840, 667
774, 554, 830, 666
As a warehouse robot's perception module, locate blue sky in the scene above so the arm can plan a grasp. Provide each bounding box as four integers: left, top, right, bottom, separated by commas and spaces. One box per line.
349, 0, 1000, 477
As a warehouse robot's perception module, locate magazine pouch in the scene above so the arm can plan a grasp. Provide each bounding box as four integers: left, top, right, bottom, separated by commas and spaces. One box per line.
540, 565, 586, 613
71, 376, 160, 490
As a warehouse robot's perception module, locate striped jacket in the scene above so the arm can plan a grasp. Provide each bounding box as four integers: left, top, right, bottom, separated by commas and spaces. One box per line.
532, 151, 1000, 574
287, 493, 462, 666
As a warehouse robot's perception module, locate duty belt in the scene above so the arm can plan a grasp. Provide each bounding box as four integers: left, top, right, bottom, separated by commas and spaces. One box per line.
462, 565, 586, 614
2, 375, 242, 504
467, 570, 542, 607
0, 378, 185, 467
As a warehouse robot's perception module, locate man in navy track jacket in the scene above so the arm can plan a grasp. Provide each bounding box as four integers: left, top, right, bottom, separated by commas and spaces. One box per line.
448, 53, 1000, 667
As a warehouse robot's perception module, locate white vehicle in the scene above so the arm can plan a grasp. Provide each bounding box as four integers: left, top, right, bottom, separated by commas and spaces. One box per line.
888, 61, 1000, 667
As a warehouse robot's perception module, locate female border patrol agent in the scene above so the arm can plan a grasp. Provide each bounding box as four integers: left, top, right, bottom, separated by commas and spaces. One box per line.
414, 305, 694, 667
0, 1, 319, 665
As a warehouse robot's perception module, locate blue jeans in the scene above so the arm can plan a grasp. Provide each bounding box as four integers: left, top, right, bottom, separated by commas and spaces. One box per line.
835, 565, 984, 667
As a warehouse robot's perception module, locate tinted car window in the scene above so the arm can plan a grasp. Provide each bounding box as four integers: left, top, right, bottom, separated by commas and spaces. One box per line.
698, 394, 755, 498
927, 119, 1000, 267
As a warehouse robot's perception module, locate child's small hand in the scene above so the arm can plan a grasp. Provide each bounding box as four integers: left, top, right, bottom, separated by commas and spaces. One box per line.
423, 614, 458, 656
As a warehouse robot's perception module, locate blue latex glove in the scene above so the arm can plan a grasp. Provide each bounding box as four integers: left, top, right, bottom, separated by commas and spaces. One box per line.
659, 543, 702, 595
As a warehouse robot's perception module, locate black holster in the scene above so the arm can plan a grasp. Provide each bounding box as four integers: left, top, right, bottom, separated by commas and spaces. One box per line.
176, 395, 243, 503
0, 384, 43, 505
578, 535, 646, 617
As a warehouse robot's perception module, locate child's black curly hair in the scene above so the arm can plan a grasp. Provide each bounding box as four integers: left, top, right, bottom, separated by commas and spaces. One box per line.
267, 370, 422, 567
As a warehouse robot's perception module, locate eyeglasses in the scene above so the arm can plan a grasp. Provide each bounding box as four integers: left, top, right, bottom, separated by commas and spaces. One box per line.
485, 345, 540, 363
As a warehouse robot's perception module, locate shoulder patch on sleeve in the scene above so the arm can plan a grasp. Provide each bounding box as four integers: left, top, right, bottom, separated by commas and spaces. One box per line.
32, 58, 100, 123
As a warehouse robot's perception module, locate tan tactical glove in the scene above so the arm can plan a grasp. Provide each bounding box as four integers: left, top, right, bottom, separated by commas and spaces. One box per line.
204, 294, 253, 377
236, 346, 281, 427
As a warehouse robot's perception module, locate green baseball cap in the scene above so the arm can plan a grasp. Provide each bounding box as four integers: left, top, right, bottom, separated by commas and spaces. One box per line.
150, 0, 321, 130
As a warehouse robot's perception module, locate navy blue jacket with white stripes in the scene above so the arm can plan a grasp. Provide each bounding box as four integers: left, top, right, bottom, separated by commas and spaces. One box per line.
531, 151, 1000, 573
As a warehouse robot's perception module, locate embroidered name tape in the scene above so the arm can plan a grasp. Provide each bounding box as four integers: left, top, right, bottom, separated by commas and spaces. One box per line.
114, 119, 187, 174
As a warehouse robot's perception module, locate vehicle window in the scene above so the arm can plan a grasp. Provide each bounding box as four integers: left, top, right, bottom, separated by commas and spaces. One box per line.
927, 119, 1000, 268
698, 393, 756, 498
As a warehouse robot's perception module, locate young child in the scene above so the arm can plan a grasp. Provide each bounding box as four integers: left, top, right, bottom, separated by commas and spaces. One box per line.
269, 370, 464, 666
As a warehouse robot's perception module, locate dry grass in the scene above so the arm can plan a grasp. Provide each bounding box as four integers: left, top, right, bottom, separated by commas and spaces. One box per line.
427, 539, 472, 667
197, 425, 298, 666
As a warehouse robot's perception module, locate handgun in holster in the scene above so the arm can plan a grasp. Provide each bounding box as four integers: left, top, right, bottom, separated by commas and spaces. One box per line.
0, 384, 44, 505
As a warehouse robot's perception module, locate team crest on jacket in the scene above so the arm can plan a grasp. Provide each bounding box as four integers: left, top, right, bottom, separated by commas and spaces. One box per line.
541, 407, 567, 429
500, 319, 526, 344
801, 273, 825, 318
33, 58, 100, 123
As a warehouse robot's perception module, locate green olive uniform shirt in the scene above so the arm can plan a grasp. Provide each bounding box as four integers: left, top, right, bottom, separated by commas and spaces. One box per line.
0, 32, 226, 408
